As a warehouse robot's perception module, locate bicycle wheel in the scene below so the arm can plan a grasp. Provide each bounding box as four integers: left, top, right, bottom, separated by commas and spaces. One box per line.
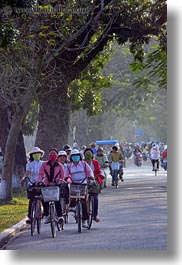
87, 195, 94, 230
30, 200, 37, 236
76, 200, 82, 233
68, 208, 76, 223
49, 202, 56, 238
36, 200, 42, 234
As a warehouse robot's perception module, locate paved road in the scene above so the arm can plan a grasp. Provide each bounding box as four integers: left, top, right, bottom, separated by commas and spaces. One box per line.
3, 161, 167, 250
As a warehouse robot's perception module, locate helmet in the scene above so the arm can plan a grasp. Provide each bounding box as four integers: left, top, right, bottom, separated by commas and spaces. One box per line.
70, 149, 80, 156
63, 144, 72, 151
58, 151, 67, 157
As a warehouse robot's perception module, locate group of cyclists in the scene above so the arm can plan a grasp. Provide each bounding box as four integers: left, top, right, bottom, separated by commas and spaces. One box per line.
129, 142, 167, 171
21, 143, 124, 229
21, 140, 167, 231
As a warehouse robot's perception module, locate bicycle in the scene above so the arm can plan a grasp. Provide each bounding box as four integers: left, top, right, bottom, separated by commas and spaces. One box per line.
41, 185, 64, 238
59, 180, 69, 224
153, 163, 158, 176
87, 180, 99, 229
152, 160, 159, 176
26, 177, 43, 236
69, 182, 88, 233
110, 162, 120, 188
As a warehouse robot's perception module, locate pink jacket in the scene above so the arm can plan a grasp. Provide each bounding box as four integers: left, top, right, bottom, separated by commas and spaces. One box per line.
38, 160, 64, 186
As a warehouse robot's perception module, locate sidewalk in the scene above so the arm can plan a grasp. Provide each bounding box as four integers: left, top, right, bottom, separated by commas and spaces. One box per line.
0, 217, 28, 249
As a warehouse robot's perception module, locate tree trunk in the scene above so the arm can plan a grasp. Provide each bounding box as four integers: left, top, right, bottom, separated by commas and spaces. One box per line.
0, 102, 27, 186
1, 114, 24, 201
0, 99, 9, 154
14, 130, 27, 184
35, 86, 70, 157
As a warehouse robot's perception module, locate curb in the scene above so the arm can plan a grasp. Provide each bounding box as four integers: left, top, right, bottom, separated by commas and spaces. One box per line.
0, 218, 28, 249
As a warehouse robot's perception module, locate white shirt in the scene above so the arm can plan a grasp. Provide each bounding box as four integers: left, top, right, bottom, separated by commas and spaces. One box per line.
65, 161, 93, 184
150, 148, 160, 160
26, 160, 44, 184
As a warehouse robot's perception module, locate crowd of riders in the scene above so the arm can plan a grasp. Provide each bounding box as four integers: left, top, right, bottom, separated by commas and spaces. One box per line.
20, 139, 167, 228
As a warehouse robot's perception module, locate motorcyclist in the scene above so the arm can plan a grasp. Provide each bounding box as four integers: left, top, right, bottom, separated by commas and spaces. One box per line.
133, 144, 143, 166
161, 147, 167, 170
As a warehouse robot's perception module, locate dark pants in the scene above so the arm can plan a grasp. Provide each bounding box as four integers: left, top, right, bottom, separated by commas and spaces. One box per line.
151, 159, 159, 169
69, 198, 88, 220
43, 201, 62, 217
81, 199, 89, 220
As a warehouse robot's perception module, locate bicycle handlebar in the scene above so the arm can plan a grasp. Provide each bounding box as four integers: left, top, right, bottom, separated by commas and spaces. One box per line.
22, 176, 44, 187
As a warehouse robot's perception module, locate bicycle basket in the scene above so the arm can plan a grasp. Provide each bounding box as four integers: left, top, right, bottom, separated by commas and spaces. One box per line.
41, 186, 60, 202
87, 180, 99, 194
27, 186, 41, 199
69, 184, 87, 199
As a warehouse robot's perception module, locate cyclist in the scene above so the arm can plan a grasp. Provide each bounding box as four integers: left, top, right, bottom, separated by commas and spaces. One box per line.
63, 144, 72, 162
94, 146, 109, 189
89, 142, 97, 155
38, 148, 65, 224
84, 147, 103, 222
21, 147, 44, 224
108, 145, 125, 185
57, 150, 69, 214
80, 145, 87, 159
150, 143, 160, 171
64, 149, 94, 228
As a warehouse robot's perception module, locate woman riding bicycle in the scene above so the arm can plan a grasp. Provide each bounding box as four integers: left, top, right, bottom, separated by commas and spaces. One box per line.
150, 144, 160, 171
64, 149, 94, 228
38, 148, 65, 224
108, 145, 125, 185
21, 147, 44, 224
84, 147, 103, 222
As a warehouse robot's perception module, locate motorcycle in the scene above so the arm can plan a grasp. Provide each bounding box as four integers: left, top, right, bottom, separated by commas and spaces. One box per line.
161, 158, 167, 171
124, 147, 132, 159
134, 153, 142, 167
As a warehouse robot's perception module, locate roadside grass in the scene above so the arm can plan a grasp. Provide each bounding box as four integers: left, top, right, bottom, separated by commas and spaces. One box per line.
0, 188, 28, 232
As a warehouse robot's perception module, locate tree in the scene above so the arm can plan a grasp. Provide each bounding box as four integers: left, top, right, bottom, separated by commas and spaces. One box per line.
0, 51, 38, 200
70, 41, 167, 144
34, 0, 167, 154
0, 0, 167, 199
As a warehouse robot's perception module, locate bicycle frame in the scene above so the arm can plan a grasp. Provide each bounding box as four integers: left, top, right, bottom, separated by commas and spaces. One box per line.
25, 177, 43, 236
30, 196, 42, 236
69, 183, 88, 233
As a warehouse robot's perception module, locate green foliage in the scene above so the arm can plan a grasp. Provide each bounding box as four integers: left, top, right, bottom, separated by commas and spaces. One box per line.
69, 45, 113, 115
131, 42, 167, 89
0, 0, 167, 135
